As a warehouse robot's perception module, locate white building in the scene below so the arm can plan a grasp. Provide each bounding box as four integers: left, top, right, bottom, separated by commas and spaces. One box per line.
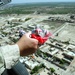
25, 59, 39, 70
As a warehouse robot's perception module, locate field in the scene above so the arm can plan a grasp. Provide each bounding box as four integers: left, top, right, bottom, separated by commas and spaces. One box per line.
0, 2, 75, 14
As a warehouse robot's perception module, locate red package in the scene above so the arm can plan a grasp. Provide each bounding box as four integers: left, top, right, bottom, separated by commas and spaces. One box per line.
19, 28, 53, 45
31, 29, 52, 45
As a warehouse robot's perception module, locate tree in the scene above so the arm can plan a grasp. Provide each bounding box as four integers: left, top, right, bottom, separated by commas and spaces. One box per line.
31, 66, 39, 74
25, 18, 31, 21
50, 68, 55, 73
60, 59, 65, 64
40, 63, 46, 68
70, 15, 75, 19
37, 50, 41, 56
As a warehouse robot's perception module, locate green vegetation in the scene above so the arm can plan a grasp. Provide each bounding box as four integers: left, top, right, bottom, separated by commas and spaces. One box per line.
0, 2, 75, 14
31, 66, 39, 74
40, 63, 46, 68
43, 53, 47, 58
37, 49, 41, 55
50, 67, 55, 73
1, 9, 34, 14
37, 50, 47, 58
1, 31, 8, 36
70, 15, 75, 19
12, 38, 19, 43
25, 18, 31, 21
60, 59, 65, 64
47, 8, 75, 14
62, 40, 69, 45
31, 64, 45, 74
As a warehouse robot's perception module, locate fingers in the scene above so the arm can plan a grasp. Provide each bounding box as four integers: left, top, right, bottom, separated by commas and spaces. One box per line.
17, 31, 39, 56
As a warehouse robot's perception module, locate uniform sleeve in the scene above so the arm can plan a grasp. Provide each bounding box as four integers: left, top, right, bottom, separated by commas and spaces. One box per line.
1, 44, 20, 69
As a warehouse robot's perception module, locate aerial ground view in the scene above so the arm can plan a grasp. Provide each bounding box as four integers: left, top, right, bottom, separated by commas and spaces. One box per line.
0, 0, 75, 75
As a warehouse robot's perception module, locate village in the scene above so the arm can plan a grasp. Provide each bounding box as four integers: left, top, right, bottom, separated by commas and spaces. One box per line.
0, 14, 75, 75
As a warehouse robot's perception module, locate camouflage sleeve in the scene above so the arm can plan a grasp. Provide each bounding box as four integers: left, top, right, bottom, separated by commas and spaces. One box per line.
1, 44, 20, 69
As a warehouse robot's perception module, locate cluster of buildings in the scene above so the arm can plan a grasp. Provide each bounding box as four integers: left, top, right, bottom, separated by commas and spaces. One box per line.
40, 38, 75, 70
19, 37, 75, 75
47, 15, 75, 23
0, 14, 75, 75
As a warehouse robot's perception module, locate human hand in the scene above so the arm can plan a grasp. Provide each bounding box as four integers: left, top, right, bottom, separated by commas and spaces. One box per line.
16, 31, 39, 56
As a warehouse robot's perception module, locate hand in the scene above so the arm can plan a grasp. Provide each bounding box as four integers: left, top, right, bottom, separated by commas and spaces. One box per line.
16, 32, 39, 56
